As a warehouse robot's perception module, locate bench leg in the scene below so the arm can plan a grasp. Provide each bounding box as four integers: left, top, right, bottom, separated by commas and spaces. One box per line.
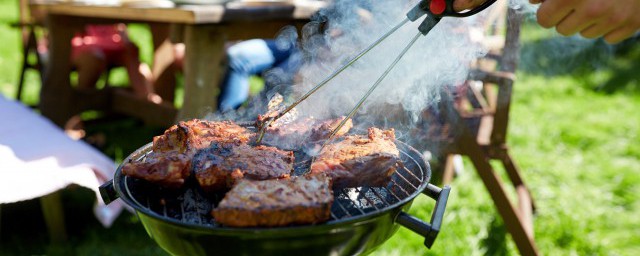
442, 154, 456, 185
40, 191, 67, 244
501, 152, 535, 237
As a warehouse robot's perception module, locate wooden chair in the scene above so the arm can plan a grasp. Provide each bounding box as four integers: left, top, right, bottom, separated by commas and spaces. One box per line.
411, 5, 539, 255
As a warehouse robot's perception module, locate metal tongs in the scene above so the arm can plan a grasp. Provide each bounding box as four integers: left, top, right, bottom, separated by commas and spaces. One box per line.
256, 0, 497, 144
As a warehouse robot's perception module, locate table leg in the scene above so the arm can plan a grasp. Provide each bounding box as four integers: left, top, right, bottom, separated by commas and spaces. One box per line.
40, 14, 78, 127
178, 25, 226, 121
149, 23, 177, 103
40, 191, 67, 243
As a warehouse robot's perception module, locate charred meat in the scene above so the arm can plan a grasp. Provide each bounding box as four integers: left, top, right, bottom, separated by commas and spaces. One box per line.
153, 119, 254, 154
310, 127, 400, 189
212, 174, 333, 227
193, 142, 294, 193
121, 151, 191, 188
122, 120, 254, 187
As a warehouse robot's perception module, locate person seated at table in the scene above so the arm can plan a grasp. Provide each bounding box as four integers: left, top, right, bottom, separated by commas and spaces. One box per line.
71, 24, 161, 103
217, 37, 302, 112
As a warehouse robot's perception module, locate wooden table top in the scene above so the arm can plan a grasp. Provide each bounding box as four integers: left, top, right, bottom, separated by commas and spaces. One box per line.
30, 0, 326, 24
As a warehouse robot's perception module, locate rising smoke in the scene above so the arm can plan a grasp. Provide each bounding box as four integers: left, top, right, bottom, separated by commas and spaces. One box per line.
241, 0, 592, 149
278, 0, 537, 138
292, 0, 481, 124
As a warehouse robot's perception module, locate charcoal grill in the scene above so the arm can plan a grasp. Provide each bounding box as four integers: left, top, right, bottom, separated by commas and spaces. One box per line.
100, 139, 449, 256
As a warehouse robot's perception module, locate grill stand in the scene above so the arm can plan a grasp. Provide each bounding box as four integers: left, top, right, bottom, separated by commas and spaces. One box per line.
430, 6, 539, 255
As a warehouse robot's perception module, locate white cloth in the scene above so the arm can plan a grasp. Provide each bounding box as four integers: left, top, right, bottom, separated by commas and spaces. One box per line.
0, 95, 123, 227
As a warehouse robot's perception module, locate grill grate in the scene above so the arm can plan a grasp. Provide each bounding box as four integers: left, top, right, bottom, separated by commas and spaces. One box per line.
122, 143, 428, 227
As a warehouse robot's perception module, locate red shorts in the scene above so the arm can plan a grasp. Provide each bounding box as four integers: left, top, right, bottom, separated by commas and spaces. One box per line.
70, 24, 128, 64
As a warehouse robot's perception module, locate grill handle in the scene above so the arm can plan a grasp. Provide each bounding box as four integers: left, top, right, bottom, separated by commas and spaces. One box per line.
99, 180, 119, 205
396, 184, 451, 249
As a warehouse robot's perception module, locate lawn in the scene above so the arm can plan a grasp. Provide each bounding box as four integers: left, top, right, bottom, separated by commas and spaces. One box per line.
1, 0, 639, 255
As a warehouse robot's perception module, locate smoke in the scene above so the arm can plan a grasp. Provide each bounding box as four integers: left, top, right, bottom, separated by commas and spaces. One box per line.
239, 0, 563, 149
281, 0, 508, 137
508, 0, 539, 16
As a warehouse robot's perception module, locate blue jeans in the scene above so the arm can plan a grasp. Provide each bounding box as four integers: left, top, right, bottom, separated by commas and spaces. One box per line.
218, 39, 301, 112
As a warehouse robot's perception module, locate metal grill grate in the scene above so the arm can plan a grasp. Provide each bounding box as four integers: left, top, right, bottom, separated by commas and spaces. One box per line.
122, 143, 428, 227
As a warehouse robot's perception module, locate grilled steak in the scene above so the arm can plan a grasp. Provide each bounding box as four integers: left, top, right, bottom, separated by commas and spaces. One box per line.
153, 119, 254, 154
193, 142, 294, 193
122, 120, 254, 187
310, 127, 400, 189
261, 116, 353, 150
121, 151, 191, 188
212, 174, 333, 227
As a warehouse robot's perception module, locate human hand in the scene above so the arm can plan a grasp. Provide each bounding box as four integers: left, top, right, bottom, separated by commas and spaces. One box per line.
531, 0, 640, 43
453, 0, 490, 12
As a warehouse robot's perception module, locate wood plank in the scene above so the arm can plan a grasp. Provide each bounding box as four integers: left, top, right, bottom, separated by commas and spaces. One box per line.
111, 88, 178, 127
30, 0, 325, 24
178, 24, 226, 120
39, 14, 80, 126
29, 3, 217, 24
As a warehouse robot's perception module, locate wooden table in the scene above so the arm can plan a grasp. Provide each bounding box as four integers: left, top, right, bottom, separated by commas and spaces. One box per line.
30, 0, 324, 127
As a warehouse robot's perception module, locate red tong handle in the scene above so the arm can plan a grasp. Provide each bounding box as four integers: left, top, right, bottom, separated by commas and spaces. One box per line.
430, 0, 447, 15
410, 0, 497, 18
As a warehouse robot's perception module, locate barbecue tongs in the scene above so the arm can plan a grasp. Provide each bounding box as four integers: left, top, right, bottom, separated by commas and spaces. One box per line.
256, 0, 497, 144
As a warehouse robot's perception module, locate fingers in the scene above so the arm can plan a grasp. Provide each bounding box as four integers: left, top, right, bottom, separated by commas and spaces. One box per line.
579, 18, 623, 39
529, 0, 543, 4
536, 0, 576, 28
533, 0, 640, 43
604, 25, 639, 44
554, 11, 598, 36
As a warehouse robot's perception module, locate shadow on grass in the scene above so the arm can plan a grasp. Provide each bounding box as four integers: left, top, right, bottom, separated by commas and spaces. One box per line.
592, 38, 640, 94
480, 217, 509, 256
519, 35, 640, 94
0, 187, 165, 256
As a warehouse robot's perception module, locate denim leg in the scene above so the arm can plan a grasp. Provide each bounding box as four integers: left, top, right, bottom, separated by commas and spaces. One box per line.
263, 40, 302, 96
218, 39, 275, 111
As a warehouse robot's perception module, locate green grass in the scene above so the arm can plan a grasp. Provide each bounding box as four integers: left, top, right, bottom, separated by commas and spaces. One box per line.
1, 1, 639, 255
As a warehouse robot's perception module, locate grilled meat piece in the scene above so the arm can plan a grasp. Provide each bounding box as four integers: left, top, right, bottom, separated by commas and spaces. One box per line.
261, 116, 353, 150
193, 142, 294, 193
121, 151, 191, 188
123, 120, 254, 187
153, 119, 254, 154
310, 127, 400, 189
212, 174, 333, 227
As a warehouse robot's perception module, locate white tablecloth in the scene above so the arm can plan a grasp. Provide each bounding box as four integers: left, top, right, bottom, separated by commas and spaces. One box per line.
0, 95, 123, 227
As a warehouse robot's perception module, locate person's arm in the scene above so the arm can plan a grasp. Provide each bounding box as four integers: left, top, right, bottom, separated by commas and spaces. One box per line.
531, 0, 640, 44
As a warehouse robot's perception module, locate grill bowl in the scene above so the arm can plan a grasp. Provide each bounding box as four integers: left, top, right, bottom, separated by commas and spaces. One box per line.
100, 140, 449, 255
